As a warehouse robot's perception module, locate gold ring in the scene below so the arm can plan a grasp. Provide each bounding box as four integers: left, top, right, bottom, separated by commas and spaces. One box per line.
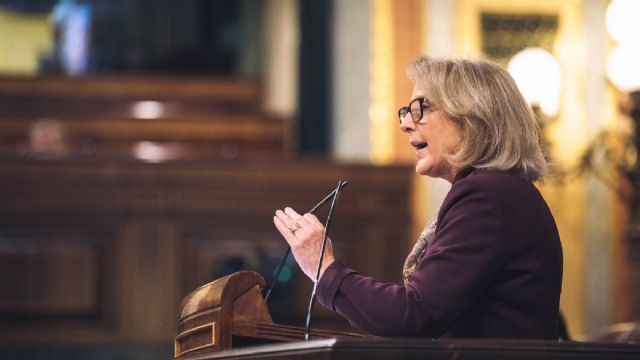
289, 222, 302, 233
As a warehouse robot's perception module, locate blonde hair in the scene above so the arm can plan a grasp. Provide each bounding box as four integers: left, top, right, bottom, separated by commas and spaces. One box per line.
407, 56, 547, 182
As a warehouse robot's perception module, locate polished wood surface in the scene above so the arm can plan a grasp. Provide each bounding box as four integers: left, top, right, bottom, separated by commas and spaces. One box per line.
179, 338, 640, 360
174, 271, 366, 358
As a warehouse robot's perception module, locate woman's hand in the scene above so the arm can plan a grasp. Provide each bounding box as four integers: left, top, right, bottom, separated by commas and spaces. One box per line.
273, 207, 335, 281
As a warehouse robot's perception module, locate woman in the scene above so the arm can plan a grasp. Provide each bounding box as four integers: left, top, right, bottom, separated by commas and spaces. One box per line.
273, 56, 563, 339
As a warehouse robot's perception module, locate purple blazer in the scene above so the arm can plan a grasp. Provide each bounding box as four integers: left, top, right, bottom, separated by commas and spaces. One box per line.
317, 167, 563, 339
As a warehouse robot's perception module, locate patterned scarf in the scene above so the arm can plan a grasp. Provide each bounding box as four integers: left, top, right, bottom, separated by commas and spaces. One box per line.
402, 217, 438, 285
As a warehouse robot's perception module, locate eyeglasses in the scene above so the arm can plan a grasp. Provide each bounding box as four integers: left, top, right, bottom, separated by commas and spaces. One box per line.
398, 97, 432, 124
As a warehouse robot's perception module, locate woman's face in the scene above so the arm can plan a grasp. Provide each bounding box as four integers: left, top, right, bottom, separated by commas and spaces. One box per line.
400, 85, 463, 183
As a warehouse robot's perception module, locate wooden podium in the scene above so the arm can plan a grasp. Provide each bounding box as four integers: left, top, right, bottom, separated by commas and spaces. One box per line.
174, 271, 640, 360
174, 271, 365, 358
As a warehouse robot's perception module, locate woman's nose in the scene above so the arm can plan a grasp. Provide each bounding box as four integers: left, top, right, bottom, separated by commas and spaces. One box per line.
399, 114, 414, 133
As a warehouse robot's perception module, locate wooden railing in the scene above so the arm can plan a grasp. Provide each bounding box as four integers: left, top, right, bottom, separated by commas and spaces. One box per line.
0, 76, 288, 159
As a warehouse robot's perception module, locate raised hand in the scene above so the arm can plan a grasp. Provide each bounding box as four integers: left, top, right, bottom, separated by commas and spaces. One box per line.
273, 207, 335, 281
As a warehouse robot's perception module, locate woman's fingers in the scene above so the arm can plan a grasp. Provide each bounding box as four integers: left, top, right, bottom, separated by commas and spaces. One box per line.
283, 206, 301, 219
283, 207, 312, 227
274, 209, 294, 226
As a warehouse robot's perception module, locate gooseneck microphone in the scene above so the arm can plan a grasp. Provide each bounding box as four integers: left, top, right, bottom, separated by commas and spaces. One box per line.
304, 180, 345, 340
264, 181, 349, 303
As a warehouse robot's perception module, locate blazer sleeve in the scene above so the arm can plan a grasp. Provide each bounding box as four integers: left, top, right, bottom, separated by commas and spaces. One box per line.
316, 178, 505, 337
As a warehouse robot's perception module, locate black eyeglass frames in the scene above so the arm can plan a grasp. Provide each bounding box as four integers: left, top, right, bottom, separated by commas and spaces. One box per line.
398, 97, 431, 124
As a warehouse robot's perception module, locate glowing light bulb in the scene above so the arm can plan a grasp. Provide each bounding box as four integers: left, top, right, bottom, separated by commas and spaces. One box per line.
507, 47, 563, 117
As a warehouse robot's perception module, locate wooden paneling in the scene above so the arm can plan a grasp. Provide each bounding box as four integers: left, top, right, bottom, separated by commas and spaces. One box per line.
0, 158, 413, 345
115, 221, 182, 342
0, 236, 100, 314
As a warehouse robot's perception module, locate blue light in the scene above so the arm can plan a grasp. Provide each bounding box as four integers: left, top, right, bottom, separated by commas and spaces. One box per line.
276, 266, 292, 283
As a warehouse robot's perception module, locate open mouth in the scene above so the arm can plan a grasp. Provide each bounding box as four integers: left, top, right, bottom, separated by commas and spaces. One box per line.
411, 141, 428, 150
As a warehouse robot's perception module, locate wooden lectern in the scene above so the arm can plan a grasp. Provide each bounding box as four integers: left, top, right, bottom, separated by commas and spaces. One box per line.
174, 271, 640, 360
174, 270, 364, 358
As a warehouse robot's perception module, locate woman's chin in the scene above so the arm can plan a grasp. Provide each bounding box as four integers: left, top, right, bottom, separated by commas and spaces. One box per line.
415, 159, 450, 180
415, 161, 434, 177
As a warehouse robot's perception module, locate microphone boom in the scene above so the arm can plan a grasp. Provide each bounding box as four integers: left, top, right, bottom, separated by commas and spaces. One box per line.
264, 181, 349, 303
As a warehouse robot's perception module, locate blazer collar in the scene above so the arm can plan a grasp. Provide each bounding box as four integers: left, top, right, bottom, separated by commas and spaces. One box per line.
452, 166, 476, 184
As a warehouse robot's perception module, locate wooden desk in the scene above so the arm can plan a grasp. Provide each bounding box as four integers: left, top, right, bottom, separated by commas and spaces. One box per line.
179, 337, 640, 360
